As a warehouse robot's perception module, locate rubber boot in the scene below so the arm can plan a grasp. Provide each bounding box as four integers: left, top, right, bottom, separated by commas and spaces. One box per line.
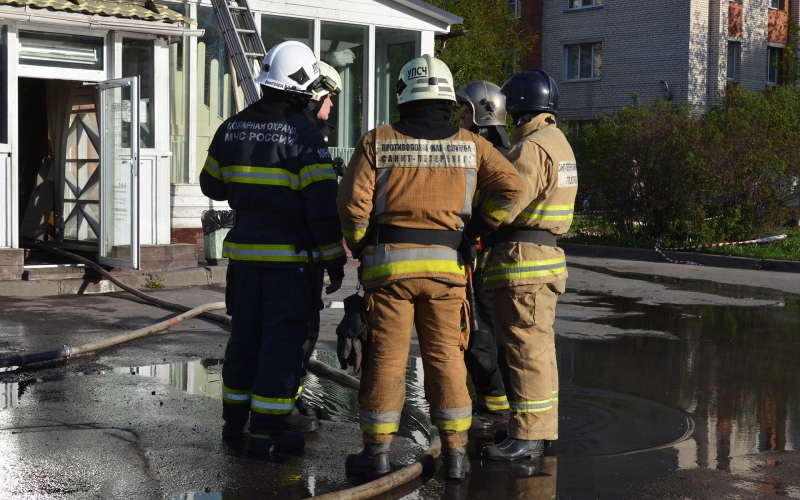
222, 421, 246, 439
246, 431, 305, 454
296, 396, 323, 420
345, 443, 391, 479
283, 407, 319, 432
442, 446, 471, 480
494, 430, 555, 456
482, 437, 544, 461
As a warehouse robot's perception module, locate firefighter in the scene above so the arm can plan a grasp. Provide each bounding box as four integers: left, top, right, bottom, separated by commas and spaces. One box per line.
290, 60, 344, 432
200, 41, 346, 454
480, 69, 577, 461
337, 55, 523, 480
455, 81, 511, 430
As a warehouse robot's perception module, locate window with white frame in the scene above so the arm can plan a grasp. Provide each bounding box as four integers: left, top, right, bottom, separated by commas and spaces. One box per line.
0, 26, 6, 144
727, 41, 740, 81
508, 0, 521, 18
566, 43, 602, 80
769, 0, 780, 9
568, 0, 603, 9
767, 47, 782, 84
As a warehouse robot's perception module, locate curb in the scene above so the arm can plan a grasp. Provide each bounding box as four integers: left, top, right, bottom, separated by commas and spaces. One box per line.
560, 243, 800, 274
0, 265, 228, 298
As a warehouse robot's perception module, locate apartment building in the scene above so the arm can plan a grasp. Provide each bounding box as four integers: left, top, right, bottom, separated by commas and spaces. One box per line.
516, 0, 797, 123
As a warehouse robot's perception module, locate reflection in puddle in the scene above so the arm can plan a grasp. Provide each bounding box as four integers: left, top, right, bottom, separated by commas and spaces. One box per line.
561, 292, 800, 470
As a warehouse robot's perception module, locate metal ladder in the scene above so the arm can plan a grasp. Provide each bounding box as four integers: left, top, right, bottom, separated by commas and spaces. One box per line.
211, 0, 266, 106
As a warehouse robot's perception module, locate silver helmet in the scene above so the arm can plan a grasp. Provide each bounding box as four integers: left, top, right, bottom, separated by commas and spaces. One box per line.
455, 81, 507, 127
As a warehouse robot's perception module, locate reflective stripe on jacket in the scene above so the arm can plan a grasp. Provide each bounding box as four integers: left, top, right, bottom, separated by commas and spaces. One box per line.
337, 125, 523, 290
484, 113, 577, 290
199, 99, 345, 271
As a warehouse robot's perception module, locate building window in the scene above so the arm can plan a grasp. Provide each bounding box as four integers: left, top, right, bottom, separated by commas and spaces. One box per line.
727, 41, 740, 81
375, 28, 419, 127
122, 39, 155, 149
261, 15, 314, 51
321, 22, 368, 150
508, 0, 521, 18
568, 0, 603, 9
18, 31, 103, 71
767, 47, 782, 84
566, 43, 602, 80
769, 0, 780, 9
0, 26, 6, 144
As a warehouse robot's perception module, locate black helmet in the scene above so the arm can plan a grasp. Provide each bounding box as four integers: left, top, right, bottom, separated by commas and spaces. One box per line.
500, 68, 559, 117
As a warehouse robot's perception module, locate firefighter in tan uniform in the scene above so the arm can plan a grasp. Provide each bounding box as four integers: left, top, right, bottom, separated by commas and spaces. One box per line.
337, 55, 522, 479
480, 69, 578, 461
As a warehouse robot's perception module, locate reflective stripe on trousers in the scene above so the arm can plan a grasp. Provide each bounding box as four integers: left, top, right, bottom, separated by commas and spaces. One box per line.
361, 245, 465, 283
222, 242, 321, 263
251, 395, 296, 415
431, 405, 473, 432
222, 383, 252, 405
476, 394, 510, 411
483, 257, 566, 284
359, 409, 402, 435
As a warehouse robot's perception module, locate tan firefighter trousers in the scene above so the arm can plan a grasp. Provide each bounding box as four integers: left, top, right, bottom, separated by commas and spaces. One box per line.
359, 278, 473, 449
494, 279, 565, 440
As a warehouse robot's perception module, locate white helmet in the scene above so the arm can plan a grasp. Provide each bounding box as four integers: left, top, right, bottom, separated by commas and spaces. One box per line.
312, 61, 342, 100
396, 54, 456, 105
256, 41, 322, 96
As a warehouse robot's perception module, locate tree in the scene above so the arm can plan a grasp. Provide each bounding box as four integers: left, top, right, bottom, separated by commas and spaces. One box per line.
426, 0, 538, 87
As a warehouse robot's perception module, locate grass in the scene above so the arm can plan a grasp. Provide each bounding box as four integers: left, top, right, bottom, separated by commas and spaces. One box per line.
561, 218, 800, 262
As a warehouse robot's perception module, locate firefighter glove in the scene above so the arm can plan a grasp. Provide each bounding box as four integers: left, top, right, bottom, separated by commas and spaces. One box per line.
336, 293, 370, 373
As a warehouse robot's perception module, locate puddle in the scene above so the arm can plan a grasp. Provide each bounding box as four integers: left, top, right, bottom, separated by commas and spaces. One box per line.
559, 293, 800, 468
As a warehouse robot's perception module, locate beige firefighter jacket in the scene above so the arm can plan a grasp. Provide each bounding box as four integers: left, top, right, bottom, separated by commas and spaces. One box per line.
337, 125, 523, 290
483, 113, 578, 290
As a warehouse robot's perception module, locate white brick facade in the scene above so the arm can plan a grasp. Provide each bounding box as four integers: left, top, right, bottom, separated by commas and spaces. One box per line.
541, 0, 798, 122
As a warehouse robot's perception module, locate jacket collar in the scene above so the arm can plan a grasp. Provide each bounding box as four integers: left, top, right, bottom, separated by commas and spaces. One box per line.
511, 113, 557, 145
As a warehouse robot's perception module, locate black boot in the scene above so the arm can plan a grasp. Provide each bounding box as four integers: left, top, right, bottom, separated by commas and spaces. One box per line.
246, 431, 305, 454
442, 446, 471, 480
482, 437, 544, 461
296, 397, 323, 419
345, 443, 391, 479
283, 407, 319, 432
222, 421, 246, 439
494, 430, 556, 456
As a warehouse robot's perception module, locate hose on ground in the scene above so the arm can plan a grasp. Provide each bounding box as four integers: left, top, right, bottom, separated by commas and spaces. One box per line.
7, 243, 442, 498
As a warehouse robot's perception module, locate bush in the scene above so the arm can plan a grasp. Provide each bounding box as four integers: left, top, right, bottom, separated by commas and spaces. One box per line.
572, 86, 800, 243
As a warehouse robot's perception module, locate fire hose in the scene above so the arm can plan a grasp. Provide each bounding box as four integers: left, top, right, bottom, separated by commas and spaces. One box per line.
1, 242, 441, 500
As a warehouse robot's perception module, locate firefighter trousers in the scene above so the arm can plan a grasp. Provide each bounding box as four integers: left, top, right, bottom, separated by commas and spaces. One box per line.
221, 265, 312, 439
298, 269, 324, 398
493, 279, 565, 441
360, 278, 473, 449
464, 267, 508, 415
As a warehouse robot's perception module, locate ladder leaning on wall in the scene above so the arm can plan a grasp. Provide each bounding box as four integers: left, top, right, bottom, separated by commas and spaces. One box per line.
210, 0, 266, 106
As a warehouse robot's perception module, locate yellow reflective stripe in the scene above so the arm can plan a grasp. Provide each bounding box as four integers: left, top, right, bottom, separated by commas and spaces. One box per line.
433, 417, 472, 432
203, 156, 222, 180
552, 390, 559, 401
482, 198, 508, 223
477, 395, 510, 410
509, 398, 554, 413
222, 383, 252, 404
361, 259, 464, 282
251, 395, 295, 415
248, 433, 274, 440
298, 163, 337, 188
483, 257, 566, 283
222, 242, 321, 263
220, 164, 335, 189
360, 421, 401, 435
520, 202, 574, 221
343, 227, 368, 243
318, 241, 346, 260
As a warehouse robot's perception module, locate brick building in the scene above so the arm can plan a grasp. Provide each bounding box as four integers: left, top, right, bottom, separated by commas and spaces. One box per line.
516, 0, 798, 123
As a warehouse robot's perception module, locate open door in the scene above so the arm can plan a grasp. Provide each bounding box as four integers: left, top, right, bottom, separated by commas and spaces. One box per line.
97, 77, 140, 269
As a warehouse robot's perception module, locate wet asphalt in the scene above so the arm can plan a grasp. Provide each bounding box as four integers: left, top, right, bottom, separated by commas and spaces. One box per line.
1, 254, 799, 499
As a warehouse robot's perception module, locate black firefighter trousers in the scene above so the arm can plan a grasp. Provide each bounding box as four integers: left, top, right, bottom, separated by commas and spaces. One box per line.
464, 267, 509, 415
222, 265, 313, 439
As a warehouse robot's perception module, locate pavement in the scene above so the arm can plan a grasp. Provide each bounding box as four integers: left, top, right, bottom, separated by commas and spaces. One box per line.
1, 254, 799, 499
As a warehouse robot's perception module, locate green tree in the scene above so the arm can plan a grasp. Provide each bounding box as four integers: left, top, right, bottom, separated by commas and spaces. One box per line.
426, 0, 538, 87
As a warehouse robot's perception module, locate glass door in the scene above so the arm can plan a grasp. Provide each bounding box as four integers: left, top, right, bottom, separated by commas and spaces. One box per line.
97, 77, 140, 269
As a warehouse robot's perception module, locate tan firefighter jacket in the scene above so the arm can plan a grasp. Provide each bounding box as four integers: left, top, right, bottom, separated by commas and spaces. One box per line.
483, 113, 578, 290
337, 125, 523, 290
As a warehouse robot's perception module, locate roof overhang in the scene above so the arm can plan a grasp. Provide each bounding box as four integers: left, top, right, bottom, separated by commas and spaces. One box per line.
390, 0, 462, 27
0, 3, 204, 37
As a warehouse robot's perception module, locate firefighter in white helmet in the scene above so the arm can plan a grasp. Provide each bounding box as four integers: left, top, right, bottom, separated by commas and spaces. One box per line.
201, 41, 346, 454
337, 54, 522, 480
